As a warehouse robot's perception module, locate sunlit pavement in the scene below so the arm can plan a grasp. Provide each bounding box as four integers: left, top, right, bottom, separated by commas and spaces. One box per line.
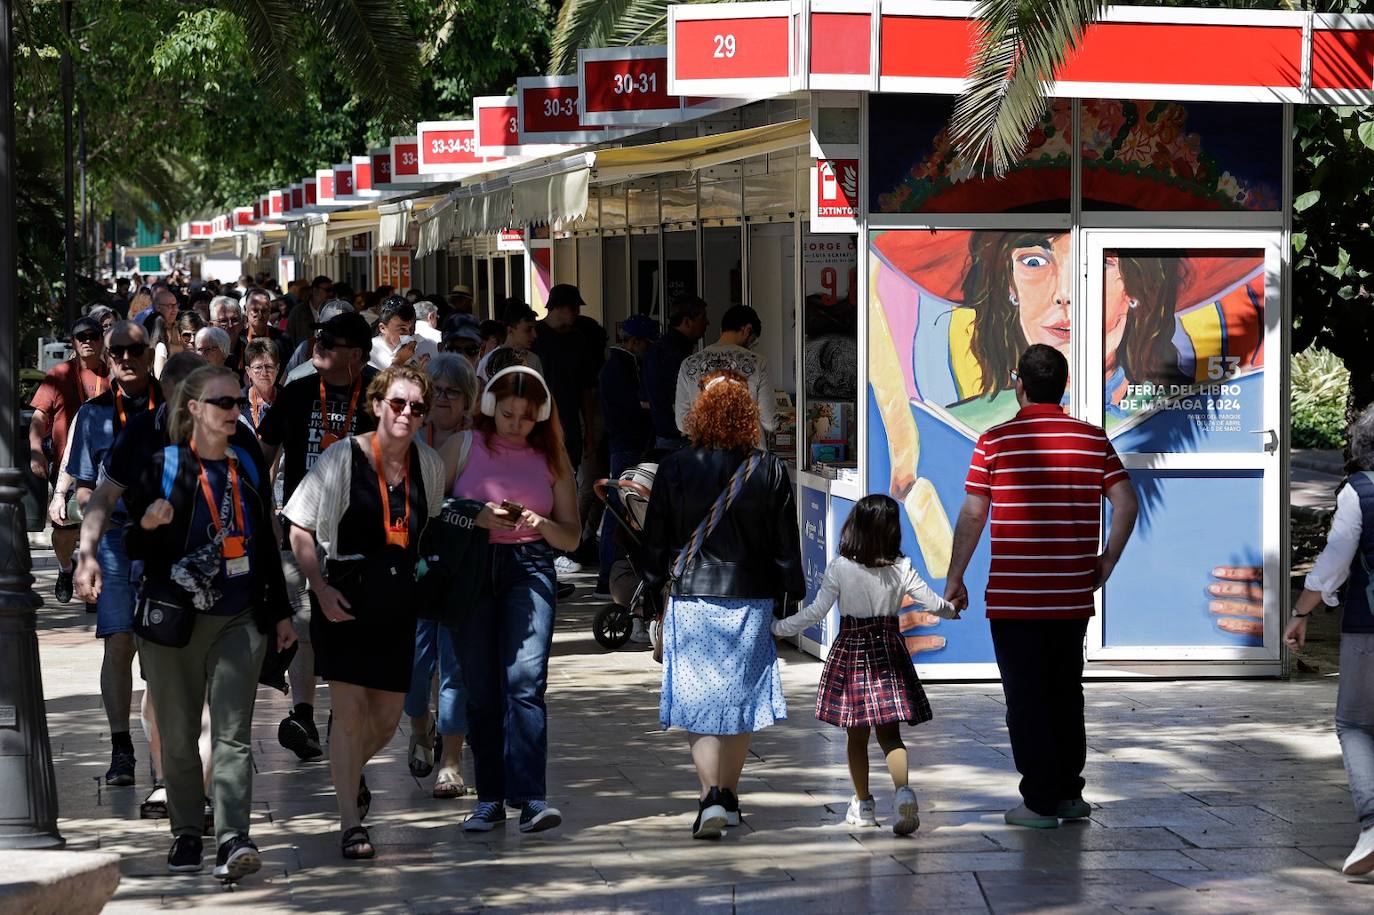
27, 544, 1372, 913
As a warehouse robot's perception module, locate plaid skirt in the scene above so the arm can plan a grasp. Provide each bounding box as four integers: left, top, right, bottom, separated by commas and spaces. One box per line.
816, 616, 933, 728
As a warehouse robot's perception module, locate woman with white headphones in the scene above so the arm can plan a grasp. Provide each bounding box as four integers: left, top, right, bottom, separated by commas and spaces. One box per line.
448, 365, 581, 834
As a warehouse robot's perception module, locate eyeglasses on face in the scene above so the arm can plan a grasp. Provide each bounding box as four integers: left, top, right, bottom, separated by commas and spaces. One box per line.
215, 316, 242, 327
432, 386, 463, 401
108, 343, 149, 359
379, 397, 428, 417
195, 345, 223, 356
73, 332, 101, 344
248, 363, 278, 375
200, 395, 248, 410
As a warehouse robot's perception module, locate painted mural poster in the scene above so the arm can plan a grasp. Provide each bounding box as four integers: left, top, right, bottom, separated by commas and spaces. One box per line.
800, 483, 829, 646
868, 230, 1268, 660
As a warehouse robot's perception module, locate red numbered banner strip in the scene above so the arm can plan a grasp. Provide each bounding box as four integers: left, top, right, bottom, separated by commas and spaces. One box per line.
578, 45, 747, 126
517, 75, 611, 145
475, 96, 524, 157
666, 0, 1374, 104
416, 120, 489, 175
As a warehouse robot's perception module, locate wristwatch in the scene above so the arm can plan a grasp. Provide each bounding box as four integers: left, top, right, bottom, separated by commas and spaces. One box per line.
1291, 608, 1313, 619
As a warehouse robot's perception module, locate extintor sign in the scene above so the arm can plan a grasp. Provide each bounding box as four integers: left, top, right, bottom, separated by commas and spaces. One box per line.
811, 158, 859, 232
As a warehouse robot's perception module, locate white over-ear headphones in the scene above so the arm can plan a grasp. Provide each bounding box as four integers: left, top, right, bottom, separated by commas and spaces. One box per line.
480, 365, 553, 422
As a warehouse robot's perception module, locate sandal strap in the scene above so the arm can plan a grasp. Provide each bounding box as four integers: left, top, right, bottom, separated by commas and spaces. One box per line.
341, 825, 370, 846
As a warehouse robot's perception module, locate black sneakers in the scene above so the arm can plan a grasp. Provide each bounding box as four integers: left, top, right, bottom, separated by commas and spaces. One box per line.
105, 746, 136, 786
692, 787, 728, 840
167, 834, 203, 873
720, 787, 741, 828
278, 709, 323, 761
213, 835, 262, 882
54, 568, 73, 604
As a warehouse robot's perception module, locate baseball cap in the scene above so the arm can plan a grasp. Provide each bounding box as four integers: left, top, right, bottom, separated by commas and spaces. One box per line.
313, 311, 372, 350
441, 313, 482, 345
72, 315, 103, 337
546, 284, 585, 312
620, 314, 661, 341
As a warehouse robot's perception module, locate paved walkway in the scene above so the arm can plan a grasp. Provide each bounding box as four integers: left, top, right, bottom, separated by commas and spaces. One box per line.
23, 545, 1370, 914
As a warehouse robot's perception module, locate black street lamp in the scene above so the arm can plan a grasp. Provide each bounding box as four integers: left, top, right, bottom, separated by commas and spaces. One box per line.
0, 0, 66, 850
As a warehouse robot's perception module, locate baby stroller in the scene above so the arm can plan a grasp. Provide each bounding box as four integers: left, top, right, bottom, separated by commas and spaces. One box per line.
591, 462, 662, 649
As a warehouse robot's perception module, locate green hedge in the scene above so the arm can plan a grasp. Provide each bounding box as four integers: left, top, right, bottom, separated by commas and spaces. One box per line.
1291, 347, 1349, 450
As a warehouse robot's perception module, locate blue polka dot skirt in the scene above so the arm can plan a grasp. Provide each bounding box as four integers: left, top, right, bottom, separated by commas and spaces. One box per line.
659, 596, 788, 735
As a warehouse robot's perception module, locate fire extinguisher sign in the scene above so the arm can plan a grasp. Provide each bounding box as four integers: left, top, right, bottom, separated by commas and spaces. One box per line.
811, 158, 859, 233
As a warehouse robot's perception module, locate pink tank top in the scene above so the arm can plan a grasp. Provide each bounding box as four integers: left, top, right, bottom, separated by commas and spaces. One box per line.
454, 433, 556, 545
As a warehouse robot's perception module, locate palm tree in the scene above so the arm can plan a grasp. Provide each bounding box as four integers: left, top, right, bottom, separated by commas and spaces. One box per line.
550, 0, 738, 75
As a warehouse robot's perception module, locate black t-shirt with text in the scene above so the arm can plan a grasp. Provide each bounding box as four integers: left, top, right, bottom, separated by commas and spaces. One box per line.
256, 370, 377, 501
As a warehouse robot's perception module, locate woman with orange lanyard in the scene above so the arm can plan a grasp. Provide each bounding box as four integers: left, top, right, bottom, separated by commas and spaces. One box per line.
404, 354, 477, 794
123, 365, 294, 881
284, 365, 444, 860
240, 339, 280, 432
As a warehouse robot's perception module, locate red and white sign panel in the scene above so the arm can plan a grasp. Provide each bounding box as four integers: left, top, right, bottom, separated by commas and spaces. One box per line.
190, 221, 212, 238
233, 207, 255, 229
269, 191, 284, 217
417, 120, 486, 175
497, 228, 526, 252
389, 136, 422, 183
315, 168, 338, 204
304, 178, 317, 206
377, 249, 412, 290
351, 155, 375, 195
809, 0, 872, 90
333, 163, 355, 198
371, 148, 394, 187
476, 96, 527, 157
811, 158, 859, 232
668, 0, 803, 97
871, 2, 1374, 104
290, 184, 304, 211
579, 47, 678, 125
518, 76, 609, 144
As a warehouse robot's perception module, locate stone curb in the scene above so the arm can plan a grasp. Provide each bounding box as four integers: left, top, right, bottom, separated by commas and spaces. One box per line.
0, 850, 121, 915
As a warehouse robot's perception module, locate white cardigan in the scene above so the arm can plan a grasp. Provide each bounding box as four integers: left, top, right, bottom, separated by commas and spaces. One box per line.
772, 555, 959, 638
283, 435, 445, 560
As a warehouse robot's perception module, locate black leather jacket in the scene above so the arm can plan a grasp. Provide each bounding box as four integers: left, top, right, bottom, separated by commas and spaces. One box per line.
642, 447, 804, 607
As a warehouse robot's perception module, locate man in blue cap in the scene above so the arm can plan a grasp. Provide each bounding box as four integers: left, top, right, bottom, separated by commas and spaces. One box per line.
593, 313, 660, 599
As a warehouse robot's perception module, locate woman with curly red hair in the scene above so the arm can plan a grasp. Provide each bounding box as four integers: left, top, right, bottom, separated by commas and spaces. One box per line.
643, 370, 804, 839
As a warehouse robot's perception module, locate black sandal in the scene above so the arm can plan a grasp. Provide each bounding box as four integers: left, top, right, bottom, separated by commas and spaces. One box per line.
140, 782, 167, 819
357, 776, 371, 821
340, 825, 375, 860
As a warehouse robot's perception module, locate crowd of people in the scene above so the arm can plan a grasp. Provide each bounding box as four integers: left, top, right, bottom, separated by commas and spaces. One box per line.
23, 271, 1374, 882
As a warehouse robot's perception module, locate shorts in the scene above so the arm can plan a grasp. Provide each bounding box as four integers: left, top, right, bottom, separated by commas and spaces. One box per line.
49, 482, 80, 531
95, 529, 136, 638
281, 549, 312, 643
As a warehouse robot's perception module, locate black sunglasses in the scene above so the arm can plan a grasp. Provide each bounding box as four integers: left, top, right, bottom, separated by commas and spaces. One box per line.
445, 342, 480, 356
73, 332, 101, 344
380, 397, 428, 417
200, 395, 249, 410
108, 343, 149, 359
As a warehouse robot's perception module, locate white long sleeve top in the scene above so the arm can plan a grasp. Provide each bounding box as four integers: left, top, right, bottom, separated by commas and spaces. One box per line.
772, 555, 959, 638
1304, 484, 1363, 605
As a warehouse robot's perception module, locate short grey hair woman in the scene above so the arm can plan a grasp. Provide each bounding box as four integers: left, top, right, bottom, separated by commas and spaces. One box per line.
402, 352, 479, 797
1287, 404, 1374, 876
195, 326, 232, 366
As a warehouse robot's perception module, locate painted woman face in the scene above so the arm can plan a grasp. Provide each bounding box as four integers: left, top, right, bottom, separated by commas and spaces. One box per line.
1012, 233, 1073, 357
1102, 255, 1132, 371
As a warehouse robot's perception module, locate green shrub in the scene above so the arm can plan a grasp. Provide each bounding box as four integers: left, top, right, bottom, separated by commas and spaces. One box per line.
1291, 347, 1349, 449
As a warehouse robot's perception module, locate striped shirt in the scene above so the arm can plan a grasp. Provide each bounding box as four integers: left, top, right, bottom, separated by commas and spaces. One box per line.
965, 404, 1130, 620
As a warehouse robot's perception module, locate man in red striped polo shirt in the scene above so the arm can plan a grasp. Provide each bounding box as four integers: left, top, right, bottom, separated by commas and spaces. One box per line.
945, 345, 1138, 829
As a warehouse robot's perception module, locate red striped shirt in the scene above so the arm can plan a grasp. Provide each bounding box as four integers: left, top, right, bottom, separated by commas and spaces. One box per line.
965, 404, 1129, 620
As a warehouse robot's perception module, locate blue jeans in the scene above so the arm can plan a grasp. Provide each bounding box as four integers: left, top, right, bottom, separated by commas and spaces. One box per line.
405, 619, 468, 735
1337, 632, 1374, 830
462, 541, 556, 804
597, 451, 639, 590
95, 528, 136, 638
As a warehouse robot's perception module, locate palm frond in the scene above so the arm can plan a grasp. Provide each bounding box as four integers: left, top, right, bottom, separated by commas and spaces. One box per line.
303, 0, 419, 119
951, 0, 1106, 175
222, 0, 302, 105
550, 0, 738, 75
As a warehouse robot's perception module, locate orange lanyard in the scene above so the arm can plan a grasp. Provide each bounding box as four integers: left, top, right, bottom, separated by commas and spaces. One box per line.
247, 386, 273, 429
370, 434, 410, 545
113, 383, 154, 430
319, 376, 360, 440
188, 439, 246, 540
72, 358, 109, 408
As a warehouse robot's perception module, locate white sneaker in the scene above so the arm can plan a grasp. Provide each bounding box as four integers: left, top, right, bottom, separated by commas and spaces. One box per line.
845, 795, 878, 827
554, 556, 582, 574
1343, 825, 1374, 876
893, 785, 920, 836
629, 618, 651, 644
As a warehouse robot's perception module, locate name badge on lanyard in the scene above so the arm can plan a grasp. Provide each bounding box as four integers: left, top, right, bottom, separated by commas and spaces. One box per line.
319, 376, 361, 453
190, 441, 251, 578
371, 434, 410, 550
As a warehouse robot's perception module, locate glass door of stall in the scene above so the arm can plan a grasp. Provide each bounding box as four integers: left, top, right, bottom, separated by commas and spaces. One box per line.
1081, 231, 1283, 666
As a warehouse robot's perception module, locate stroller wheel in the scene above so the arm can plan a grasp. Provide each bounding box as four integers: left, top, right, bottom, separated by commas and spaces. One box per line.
593, 604, 634, 649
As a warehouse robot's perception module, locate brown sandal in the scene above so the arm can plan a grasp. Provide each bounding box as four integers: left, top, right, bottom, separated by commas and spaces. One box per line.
432, 767, 467, 799
341, 825, 375, 860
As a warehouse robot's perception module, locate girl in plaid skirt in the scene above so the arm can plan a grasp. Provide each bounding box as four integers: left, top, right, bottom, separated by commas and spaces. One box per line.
773, 494, 960, 835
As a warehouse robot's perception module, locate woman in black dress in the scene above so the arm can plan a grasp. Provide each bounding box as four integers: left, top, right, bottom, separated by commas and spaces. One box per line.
284, 365, 444, 859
